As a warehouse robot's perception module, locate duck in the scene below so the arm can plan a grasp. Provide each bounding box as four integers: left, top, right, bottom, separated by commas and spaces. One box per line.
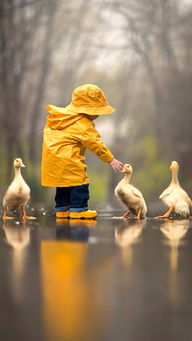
156, 161, 192, 219
114, 163, 147, 219
3, 158, 35, 222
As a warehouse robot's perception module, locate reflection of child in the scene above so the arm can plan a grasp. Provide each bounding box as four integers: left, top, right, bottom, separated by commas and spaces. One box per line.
41, 84, 123, 219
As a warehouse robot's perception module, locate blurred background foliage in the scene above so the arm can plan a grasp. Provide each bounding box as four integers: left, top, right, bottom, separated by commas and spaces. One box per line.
0, 0, 192, 213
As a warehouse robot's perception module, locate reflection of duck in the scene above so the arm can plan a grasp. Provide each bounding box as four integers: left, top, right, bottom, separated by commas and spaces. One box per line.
3, 220, 30, 250
157, 161, 191, 219
3, 221, 30, 301
3, 158, 36, 222
114, 164, 147, 219
115, 220, 146, 265
160, 219, 189, 271
115, 220, 145, 247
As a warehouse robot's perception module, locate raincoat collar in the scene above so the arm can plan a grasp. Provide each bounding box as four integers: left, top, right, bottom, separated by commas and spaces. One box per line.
46, 104, 84, 130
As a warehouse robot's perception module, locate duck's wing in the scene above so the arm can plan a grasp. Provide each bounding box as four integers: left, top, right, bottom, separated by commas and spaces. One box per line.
3, 191, 8, 206
175, 187, 192, 206
159, 185, 175, 199
2, 183, 15, 206
129, 185, 143, 198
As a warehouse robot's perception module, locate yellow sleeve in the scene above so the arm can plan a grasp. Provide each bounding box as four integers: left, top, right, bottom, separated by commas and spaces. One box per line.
81, 123, 114, 163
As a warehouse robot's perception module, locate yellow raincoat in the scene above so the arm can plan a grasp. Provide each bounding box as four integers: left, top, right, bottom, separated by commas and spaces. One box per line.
41, 105, 114, 187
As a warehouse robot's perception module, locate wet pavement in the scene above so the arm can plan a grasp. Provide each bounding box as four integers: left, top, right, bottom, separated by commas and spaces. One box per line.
0, 211, 192, 341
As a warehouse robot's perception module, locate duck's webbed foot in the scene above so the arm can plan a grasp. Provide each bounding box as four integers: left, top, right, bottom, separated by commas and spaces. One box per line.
25, 216, 36, 220
3, 216, 14, 221
155, 206, 174, 219
113, 210, 130, 219
21, 208, 36, 223
3, 207, 14, 221
122, 211, 130, 218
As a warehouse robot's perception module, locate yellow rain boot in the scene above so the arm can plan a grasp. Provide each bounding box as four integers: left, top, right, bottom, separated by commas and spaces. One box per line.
70, 210, 97, 219
56, 210, 70, 219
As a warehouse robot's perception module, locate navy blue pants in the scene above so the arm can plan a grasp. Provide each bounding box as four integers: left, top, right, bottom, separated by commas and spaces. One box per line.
55, 184, 90, 212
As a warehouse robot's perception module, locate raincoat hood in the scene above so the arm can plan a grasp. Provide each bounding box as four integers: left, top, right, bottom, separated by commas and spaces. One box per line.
46, 104, 83, 130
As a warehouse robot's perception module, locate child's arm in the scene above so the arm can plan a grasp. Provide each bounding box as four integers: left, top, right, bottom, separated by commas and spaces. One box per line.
81, 123, 123, 171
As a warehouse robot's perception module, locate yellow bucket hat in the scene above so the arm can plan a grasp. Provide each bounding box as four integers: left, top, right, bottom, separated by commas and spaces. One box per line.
63, 84, 115, 115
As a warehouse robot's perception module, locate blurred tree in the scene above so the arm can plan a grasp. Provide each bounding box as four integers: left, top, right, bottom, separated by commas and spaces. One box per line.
0, 0, 46, 178
28, 1, 58, 164
94, 0, 192, 201
112, 0, 192, 169
1, 0, 192, 209
28, 0, 98, 163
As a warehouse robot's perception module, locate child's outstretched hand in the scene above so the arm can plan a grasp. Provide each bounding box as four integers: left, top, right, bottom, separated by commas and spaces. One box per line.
109, 159, 124, 172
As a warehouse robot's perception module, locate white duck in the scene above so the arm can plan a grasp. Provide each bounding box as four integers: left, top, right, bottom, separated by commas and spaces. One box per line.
114, 163, 147, 219
3, 158, 35, 222
157, 161, 191, 218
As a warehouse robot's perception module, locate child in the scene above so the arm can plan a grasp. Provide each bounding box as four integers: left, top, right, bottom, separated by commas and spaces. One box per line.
41, 84, 123, 219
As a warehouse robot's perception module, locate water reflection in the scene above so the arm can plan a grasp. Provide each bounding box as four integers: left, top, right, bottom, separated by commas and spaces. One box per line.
160, 219, 189, 271
1, 213, 192, 341
115, 219, 146, 266
3, 221, 30, 302
160, 219, 190, 307
41, 219, 101, 341
55, 219, 97, 242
